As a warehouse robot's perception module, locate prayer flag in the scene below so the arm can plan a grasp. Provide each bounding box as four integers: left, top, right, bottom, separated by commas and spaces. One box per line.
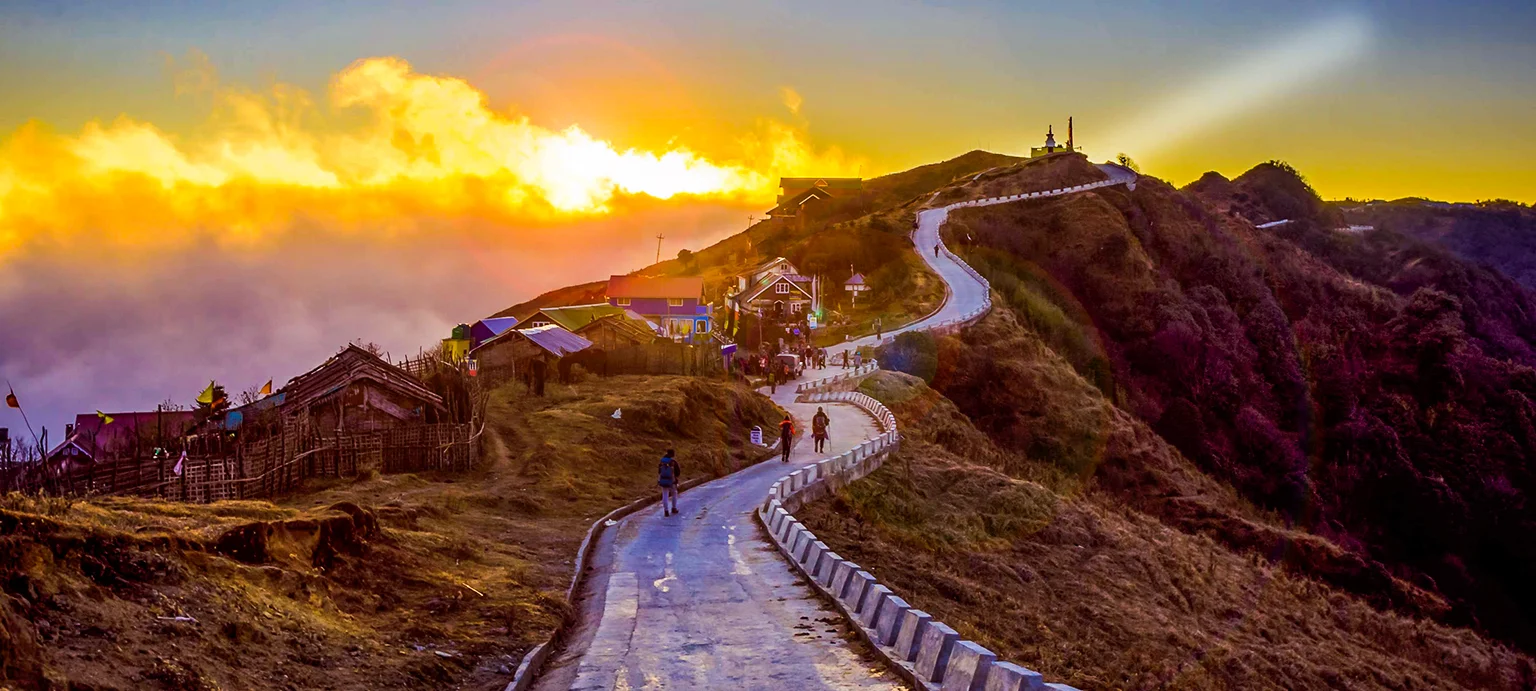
196, 381, 215, 405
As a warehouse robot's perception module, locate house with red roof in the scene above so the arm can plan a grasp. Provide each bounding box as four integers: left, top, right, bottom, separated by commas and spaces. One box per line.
606, 275, 712, 343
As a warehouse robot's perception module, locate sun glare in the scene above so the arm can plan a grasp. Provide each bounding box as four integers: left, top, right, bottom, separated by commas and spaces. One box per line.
1104, 13, 1373, 160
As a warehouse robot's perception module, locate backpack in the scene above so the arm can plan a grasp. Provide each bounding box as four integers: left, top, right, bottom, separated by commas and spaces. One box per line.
658, 457, 677, 485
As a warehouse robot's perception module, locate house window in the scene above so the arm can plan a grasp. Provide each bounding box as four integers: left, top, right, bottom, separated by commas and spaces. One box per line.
668, 297, 684, 307
616, 297, 631, 306
775, 282, 791, 294
532, 321, 550, 328
696, 320, 709, 333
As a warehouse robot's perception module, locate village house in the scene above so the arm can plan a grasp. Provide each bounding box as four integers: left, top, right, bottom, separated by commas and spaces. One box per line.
44, 409, 199, 464
605, 276, 712, 342
524, 303, 657, 334
470, 316, 519, 349
844, 272, 869, 306
727, 256, 820, 322
573, 313, 660, 351
470, 323, 594, 384
280, 344, 445, 433
765, 177, 863, 231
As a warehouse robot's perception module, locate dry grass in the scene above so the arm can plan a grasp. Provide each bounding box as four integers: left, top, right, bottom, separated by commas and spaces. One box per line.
0, 375, 780, 690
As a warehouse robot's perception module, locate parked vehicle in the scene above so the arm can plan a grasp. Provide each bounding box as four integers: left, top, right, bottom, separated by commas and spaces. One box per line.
774, 353, 804, 379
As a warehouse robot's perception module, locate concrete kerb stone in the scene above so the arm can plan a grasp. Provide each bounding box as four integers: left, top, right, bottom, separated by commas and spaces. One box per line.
778, 517, 801, 545
796, 532, 821, 563
982, 662, 1045, 691
789, 526, 813, 559
844, 570, 877, 611
940, 641, 997, 691
816, 552, 843, 586
1043, 685, 1083, 691
915, 622, 961, 684
830, 561, 860, 599
858, 585, 892, 628
802, 540, 827, 571
768, 504, 787, 532
893, 609, 933, 663
874, 595, 910, 646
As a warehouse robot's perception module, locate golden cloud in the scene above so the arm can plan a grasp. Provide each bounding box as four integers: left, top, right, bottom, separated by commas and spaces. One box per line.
0, 54, 860, 261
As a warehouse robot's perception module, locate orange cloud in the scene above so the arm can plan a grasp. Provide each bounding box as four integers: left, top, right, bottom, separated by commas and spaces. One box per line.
0, 54, 861, 261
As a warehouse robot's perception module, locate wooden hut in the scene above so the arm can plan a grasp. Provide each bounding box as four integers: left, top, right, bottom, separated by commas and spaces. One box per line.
280, 345, 445, 433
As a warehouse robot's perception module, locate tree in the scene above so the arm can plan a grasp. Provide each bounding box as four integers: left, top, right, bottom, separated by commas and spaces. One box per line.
351, 339, 385, 357
192, 383, 230, 427
236, 385, 264, 407
676, 249, 697, 275
1115, 153, 1141, 173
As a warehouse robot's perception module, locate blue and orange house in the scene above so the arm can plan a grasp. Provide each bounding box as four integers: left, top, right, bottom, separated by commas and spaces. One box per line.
606, 275, 711, 343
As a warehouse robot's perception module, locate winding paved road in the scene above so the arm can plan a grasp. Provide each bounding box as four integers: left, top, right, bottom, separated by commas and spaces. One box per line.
530, 163, 1132, 690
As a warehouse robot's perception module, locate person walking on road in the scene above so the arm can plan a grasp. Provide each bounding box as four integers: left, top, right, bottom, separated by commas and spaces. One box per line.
874, 317, 882, 342
768, 368, 776, 394
779, 415, 795, 462
812, 407, 831, 454
658, 449, 681, 516
934, 243, 941, 257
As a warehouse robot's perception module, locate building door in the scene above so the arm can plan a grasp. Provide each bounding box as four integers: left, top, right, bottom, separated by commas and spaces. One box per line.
773, 300, 785, 319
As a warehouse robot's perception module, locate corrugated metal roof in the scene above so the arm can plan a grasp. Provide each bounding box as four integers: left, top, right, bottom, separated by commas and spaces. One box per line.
517, 324, 593, 357
845, 273, 867, 286
606, 275, 703, 299
531, 303, 628, 332
477, 316, 520, 336
575, 314, 658, 344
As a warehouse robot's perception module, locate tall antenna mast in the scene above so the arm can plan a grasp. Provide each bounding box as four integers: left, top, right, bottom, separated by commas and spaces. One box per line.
655, 233, 665, 264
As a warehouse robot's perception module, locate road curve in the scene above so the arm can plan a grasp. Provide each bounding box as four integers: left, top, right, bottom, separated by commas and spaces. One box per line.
530, 163, 1132, 690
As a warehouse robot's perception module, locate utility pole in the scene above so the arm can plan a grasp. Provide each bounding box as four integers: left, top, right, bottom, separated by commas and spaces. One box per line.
655, 233, 665, 264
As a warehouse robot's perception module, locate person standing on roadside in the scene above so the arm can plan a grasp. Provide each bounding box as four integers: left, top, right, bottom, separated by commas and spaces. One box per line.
812, 407, 831, 454
658, 449, 681, 516
779, 415, 795, 462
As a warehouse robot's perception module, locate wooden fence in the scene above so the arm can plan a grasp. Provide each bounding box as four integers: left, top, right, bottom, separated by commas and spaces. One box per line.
603, 342, 724, 376
4, 421, 481, 504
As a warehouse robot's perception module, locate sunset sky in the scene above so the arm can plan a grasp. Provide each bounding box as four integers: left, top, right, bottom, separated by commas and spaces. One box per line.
2, 0, 1534, 433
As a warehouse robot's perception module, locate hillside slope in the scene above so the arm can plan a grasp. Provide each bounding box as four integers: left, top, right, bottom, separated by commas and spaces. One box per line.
926, 157, 1536, 653
1338, 199, 1536, 290
800, 366, 1534, 689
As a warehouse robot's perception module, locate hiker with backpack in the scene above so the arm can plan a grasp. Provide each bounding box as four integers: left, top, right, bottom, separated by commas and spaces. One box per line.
658, 449, 681, 516
779, 415, 795, 462
812, 407, 831, 453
